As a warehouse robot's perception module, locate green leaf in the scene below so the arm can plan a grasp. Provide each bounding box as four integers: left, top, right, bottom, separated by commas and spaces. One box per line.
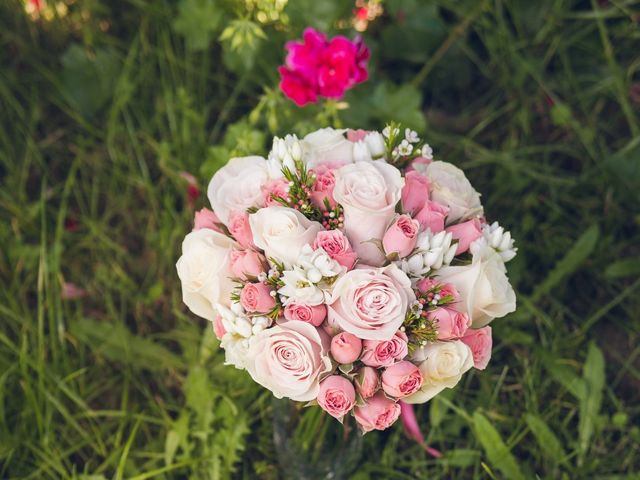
69, 319, 183, 371
173, 0, 223, 51
578, 342, 605, 460
525, 414, 567, 463
473, 411, 525, 480
530, 224, 599, 301
438, 449, 480, 467
541, 352, 587, 400
59, 44, 120, 118
605, 258, 640, 278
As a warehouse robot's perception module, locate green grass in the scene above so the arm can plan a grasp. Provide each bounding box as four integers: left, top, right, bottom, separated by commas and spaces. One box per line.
1, 0, 639, 478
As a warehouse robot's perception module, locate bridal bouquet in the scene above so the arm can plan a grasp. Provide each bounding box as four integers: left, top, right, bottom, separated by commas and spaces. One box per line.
177, 125, 517, 433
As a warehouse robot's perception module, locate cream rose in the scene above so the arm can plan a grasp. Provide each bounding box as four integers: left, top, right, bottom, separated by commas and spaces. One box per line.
207, 156, 269, 225
249, 206, 323, 266
436, 252, 516, 327
425, 161, 483, 224
333, 161, 405, 266
302, 128, 354, 167
403, 340, 473, 404
246, 321, 331, 401
328, 264, 415, 341
176, 229, 238, 320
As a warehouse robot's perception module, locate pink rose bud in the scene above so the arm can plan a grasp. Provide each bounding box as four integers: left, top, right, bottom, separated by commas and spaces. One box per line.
330, 332, 363, 364
383, 215, 420, 258
322, 313, 343, 336
317, 375, 356, 419
212, 315, 227, 340
461, 326, 493, 370
230, 249, 267, 281
193, 207, 222, 232
415, 200, 449, 233
382, 361, 424, 398
347, 129, 368, 142
262, 178, 291, 207
401, 171, 430, 216
355, 366, 380, 399
427, 307, 471, 340
354, 392, 401, 433
446, 218, 483, 255
240, 282, 277, 313
313, 230, 357, 270
361, 331, 408, 367
283, 303, 327, 327
310, 166, 338, 209
228, 211, 255, 249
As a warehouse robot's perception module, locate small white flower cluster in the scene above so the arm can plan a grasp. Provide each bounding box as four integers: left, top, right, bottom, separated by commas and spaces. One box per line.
397, 230, 457, 279
470, 221, 517, 262
278, 245, 345, 305
353, 131, 386, 161
217, 301, 272, 369
267, 134, 302, 177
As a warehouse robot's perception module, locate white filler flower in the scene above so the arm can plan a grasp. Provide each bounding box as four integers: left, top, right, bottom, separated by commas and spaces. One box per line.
397, 229, 457, 278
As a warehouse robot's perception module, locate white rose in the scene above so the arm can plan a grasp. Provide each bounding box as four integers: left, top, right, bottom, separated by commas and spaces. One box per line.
436, 252, 516, 327
333, 161, 405, 266
425, 161, 483, 224
249, 206, 323, 266
302, 128, 354, 167
403, 340, 474, 404
246, 321, 332, 401
176, 229, 238, 320
207, 156, 269, 225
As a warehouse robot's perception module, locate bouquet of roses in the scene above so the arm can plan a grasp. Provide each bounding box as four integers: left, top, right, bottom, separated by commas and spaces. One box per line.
177, 125, 517, 433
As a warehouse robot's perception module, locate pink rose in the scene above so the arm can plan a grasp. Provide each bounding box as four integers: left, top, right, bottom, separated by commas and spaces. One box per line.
313, 230, 357, 270
428, 307, 470, 340
447, 218, 483, 255
355, 366, 380, 399
347, 129, 368, 142
246, 321, 332, 401
354, 392, 401, 433
283, 303, 327, 327
229, 249, 266, 281
383, 215, 420, 258
461, 326, 492, 370
317, 375, 356, 419
228, 211, 255, 249
212, 315, 226, 340
262, 178, 291, 207
330, 332, 362, 364
240, 282, 277, 313
193, 207, 222, 232
402, 171, 430, 216
360, 331, 408, 367
310, 166, 338, 209
328, 265, 415, 341
415, 200, 449, 233
382, 361, 423, 398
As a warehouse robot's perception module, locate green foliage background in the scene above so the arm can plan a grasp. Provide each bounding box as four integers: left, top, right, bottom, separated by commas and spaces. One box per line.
1, 0, 639, 478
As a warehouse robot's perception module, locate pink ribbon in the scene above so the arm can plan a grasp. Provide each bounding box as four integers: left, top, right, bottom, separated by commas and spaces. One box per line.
399, 401, 442, 458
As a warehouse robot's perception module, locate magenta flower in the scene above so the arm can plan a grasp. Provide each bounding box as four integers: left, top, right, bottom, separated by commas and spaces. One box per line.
279, 28, 370, 106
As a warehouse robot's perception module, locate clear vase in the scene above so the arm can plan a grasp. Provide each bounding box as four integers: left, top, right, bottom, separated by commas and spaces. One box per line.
272, 397, 364, 479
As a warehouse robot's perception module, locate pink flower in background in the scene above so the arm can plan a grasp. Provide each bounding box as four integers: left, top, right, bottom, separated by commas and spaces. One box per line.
279, 28, 370, 106
61, 282, 88, 300
179, 171, 200, 207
